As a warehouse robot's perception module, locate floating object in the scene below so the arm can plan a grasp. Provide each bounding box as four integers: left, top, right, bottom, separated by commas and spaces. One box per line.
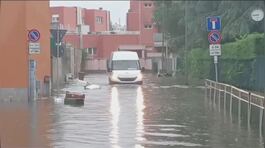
64, 91, 85, 105
84, 84, 101, 90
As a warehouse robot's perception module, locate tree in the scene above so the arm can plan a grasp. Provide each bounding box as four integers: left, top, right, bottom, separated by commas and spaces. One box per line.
154, 0, 265, 52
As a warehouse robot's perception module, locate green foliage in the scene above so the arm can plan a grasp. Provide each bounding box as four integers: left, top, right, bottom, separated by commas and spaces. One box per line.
221, 33, 264, 60
187, 48, 211, 79
154, 0, 265, 52
186, 33, 264, 89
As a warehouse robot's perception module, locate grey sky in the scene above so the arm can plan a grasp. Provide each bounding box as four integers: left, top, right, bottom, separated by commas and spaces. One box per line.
49, 1, 130, 25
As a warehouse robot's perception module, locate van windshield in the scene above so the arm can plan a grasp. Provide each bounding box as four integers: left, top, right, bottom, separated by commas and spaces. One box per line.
112, 60, 140, 70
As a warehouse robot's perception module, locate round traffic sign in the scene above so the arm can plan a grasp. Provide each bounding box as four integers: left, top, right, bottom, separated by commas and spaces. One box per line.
251, 9, 264, 22
28, 29, 41, 42
208, 31, 222, 44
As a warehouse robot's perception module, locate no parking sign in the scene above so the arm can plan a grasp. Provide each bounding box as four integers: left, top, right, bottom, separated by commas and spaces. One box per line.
28, 29, 40, 42
208, 31, 222, 44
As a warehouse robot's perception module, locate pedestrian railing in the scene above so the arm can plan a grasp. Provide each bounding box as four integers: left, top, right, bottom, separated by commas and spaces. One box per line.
205, 79, 264, 133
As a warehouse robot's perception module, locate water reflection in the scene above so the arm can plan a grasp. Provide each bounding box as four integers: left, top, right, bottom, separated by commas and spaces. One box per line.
136, 87, 145, 144
0, 100, 52, 148
110, 87, 120, 148
110, 86, 146, 148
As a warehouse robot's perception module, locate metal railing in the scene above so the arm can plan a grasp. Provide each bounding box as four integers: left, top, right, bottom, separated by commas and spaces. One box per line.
205, 79, 264, 134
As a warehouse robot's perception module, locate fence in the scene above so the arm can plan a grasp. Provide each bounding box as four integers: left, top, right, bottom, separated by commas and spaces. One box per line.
205, 79, 264, 134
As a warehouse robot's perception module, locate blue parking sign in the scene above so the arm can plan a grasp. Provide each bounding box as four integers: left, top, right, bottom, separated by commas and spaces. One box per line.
207, 16, 221, 31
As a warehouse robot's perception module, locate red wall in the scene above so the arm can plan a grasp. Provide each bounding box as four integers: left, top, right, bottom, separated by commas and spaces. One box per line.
50, 7, 77, 31
127, 12, 139, 31
127, 1, 157, 47
0, 1, 50, 88
63, 7, 77, 31
84, 9, 110, 32
64, 34, 139, 59
100, 35, 139, 58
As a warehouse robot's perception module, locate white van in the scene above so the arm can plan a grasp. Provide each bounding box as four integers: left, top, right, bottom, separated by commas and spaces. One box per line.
107, 51, 143, 84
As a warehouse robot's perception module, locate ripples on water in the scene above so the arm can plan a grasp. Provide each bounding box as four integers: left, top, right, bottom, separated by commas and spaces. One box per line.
0, 74, 263, 148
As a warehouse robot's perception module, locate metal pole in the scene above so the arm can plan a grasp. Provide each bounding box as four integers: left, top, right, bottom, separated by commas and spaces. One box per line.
230, 87, 233, 119
263, 4, 265, 139
162, 1, 165, 73
56, 23, 60, 97
224, 85, 227, 110
213, 82, 216, 107
184, 0, 188, 85
238, 92, 241, 125
218, 85, 221, 112
214, 56, 218, 82
247, 92, 251, 129
259, 106, 263, 136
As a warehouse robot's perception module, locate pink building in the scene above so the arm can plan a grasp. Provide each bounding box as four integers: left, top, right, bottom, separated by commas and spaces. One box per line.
84, 8, 110, 32
50, 7, 78, 32
50, 1, 163, 71
50, 7, 110, 33
127, 0, 158, 48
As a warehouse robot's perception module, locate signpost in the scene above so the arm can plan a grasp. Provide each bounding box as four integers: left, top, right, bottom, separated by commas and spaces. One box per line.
207, 16, 222, 82
209, 44, 221, 56
28, 29, 40, 100
28, 29, 41, 55
208, 30, 222, 44
207, 16, 221, 31
28, 29, 40, 42
29, 42, 40, 54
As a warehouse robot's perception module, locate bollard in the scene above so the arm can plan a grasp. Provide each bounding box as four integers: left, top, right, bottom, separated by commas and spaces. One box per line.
247, 92, 251, 129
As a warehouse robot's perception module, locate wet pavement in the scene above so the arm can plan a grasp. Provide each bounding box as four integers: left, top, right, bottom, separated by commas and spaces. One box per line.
0, 73, 264, 148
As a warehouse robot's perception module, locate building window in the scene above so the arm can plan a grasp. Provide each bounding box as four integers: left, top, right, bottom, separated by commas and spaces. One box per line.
86, 48, 97, 55
96, 16, 103, 24
52, 14, 59, 23
144, 24, 152, 29
144, 3, 152, 8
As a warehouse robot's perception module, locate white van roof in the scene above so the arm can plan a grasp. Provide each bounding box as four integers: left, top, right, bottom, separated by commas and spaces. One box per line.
112, 51, 139, 60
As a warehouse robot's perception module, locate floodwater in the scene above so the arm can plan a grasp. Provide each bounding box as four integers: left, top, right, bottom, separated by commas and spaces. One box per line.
0, 73, 264, 148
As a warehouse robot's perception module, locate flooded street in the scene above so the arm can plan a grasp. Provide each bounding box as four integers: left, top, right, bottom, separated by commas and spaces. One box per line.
0, 73, 264, 148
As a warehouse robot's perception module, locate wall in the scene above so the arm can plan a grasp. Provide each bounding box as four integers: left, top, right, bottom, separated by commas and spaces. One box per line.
127, 1, 157, 48
26, 1, 51, 97
50, 7, 77, 31
0, 1, 28, 88
127, 12, 139, 31
0, 1, 50, 100
62, 7, 77, 31
84, 9, 110, 32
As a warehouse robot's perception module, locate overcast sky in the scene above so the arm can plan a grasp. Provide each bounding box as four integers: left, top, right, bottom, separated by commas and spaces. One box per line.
50, 1, 130, 25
